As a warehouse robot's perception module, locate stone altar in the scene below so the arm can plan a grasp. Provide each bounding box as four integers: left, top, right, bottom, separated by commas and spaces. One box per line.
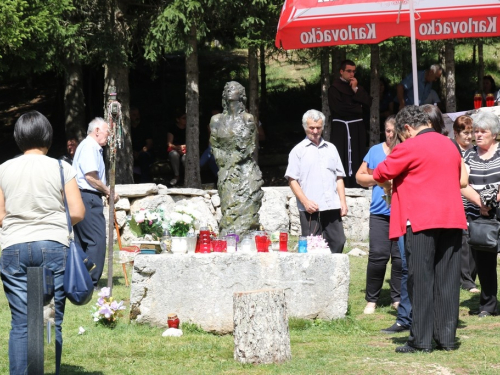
129, 252, 349, 334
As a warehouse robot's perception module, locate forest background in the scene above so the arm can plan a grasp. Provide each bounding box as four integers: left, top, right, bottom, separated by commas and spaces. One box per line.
0, 0, 499, 187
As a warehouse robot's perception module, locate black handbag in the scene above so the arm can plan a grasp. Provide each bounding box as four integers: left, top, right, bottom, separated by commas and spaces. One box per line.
58, 160, 95, 305
467, 215, 500, 253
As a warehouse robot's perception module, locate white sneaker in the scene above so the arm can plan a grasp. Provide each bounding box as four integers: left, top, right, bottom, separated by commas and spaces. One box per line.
169, 178, 178, 186
363, 302, 376, 314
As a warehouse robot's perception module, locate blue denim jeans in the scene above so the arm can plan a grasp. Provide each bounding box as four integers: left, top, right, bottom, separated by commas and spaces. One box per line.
396, 236, 413, 328
200, 146, 219, 177
1, 241, 68, 375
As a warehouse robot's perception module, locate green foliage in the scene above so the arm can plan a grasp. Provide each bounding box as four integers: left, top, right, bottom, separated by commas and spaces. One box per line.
0, 0, 74, 75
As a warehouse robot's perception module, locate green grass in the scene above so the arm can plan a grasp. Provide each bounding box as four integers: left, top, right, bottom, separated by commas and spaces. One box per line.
1, 248, 500, 374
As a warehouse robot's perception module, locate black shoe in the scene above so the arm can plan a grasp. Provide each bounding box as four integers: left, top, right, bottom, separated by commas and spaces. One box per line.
395, 344, 432, 353
478, 311, 493, 318
380, 323, 410, 334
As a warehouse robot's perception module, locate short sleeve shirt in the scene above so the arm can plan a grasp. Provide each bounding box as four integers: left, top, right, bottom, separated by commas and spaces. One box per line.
285, 137, 346, 211
400, 70, 432, 105
364, 143, 390, 216
72, 136, 106, 191
0, 155, 76, 248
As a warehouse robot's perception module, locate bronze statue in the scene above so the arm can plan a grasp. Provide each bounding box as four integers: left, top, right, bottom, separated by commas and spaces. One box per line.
210, 81, 264, 236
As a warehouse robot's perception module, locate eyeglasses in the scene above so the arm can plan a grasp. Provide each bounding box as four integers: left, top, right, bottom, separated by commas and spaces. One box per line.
343, 69, 356, 73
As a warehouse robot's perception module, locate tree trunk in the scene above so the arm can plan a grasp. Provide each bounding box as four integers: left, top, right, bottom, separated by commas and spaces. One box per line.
331, 47, 344, 77
369, 44, 380, 147
104, 63, 133, 184
233, 289, 291, 364
444, 41, 456, 113
184, 25, 201, 189
64, 61, 86, 141
320, 48, 331, 141
439, 44, 447, 103
248, 45, 259, 162
259, 44, 267, 118
478, 41, 484, 93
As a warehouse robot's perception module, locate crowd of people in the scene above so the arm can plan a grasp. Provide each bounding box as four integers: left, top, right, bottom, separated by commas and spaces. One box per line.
287, 59, 500, 353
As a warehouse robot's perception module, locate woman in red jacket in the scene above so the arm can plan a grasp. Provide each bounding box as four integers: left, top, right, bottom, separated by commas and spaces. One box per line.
373, 105, 467, 353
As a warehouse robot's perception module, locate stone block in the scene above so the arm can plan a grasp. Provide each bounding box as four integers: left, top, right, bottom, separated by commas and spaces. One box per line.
115, 197, 130, 211
211, 194, 221, 208
258, 189, 289, 232
167, 188, 206, 196
288, 197, 301, 236
116, 210, 128, 228
342, 196, 370, 242
130, 253, 349, 334
116, 183, 158, 198
129, 194, 176, 215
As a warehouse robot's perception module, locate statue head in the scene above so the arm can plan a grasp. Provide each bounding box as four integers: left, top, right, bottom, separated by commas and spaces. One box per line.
222, 81, 246, 114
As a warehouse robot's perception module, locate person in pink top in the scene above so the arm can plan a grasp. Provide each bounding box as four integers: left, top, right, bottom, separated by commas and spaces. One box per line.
373, 105, 467, 353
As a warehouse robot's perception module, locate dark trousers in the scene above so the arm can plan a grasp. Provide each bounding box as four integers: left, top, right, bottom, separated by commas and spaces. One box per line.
74, 191, 106, 287
299, 210, 346, 253
365, 214, 402, 303
460, 229, 477, 290
405, 227, 462, 350
396, 236, 412, 328
473, 249, 498, 314
331, 119, 366, 188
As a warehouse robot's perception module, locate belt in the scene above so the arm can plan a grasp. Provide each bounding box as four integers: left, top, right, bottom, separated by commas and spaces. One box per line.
80, 189, 103, 197
332, 118, 363, 177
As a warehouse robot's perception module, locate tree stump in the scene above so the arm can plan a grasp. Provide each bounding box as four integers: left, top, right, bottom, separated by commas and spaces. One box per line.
233, 288, 291, 364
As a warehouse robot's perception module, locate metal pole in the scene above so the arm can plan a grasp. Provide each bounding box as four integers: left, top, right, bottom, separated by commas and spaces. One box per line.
27, 267, 44, 375
409, 0, 420, 105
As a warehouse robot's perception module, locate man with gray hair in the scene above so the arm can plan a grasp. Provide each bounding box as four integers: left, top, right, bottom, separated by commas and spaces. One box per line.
397, 64, 442, 109
285, 109, 347, 253
73, 117, 119, 288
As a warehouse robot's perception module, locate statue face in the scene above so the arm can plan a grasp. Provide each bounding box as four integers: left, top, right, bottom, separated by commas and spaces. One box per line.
224, 83, 241, 102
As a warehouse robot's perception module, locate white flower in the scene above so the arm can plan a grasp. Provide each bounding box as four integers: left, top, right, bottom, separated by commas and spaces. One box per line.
134, 211, 145, 224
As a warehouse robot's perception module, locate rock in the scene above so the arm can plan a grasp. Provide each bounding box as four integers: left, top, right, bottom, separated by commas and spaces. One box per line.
342, 196, 370, 242
129, 194, 176, 215
347, 248, 367, 257
116, 210, 128, 228
115, 183, 158, 198
211, 194, 221, 208
173, 197, 218, 233
167, 188, 206, 196
115, 197, 130, 211
121, 223, 139, 245
288, 197, 301, 236
157, 184, 169, 195
215, 207, 222, 223
258, 189, 289, 232
130, 253, 350, 334
162, 328, 183, 337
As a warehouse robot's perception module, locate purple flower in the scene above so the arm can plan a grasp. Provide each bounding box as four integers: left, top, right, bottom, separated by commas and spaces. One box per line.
98, 287, 111, 298
97, 297, 105, 306
110, 300, 126, 311
99, 304, 113, 319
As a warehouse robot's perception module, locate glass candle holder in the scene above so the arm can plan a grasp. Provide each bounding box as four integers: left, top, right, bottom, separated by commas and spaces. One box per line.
298, 236, 308, 253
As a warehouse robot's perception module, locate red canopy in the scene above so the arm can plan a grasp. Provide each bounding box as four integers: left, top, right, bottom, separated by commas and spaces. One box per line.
276, 0, 500, 50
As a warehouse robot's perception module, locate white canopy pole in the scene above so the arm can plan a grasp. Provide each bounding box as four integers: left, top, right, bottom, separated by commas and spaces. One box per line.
409, 0, 419, 105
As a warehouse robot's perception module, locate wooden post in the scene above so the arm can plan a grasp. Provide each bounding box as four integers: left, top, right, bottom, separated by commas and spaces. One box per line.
233, 289, 291, 364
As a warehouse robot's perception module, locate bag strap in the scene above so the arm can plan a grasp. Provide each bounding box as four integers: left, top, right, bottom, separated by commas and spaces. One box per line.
58, 160, 73, 236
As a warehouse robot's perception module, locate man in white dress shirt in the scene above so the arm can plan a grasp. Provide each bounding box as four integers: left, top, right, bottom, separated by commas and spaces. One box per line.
285, 109, 347, 253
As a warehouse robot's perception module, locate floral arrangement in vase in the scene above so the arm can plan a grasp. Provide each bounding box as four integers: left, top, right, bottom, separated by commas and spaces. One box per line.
307, 235, 331, 253
130, 208, 165, 240
165, 204, 201, 237
91, 287, 126, 328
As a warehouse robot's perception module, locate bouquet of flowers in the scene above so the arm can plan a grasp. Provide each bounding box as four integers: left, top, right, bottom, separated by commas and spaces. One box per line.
165, 204, 201, 237
91, 287, 126, 328
307, 235, 330, 253
130, 208, 165, 239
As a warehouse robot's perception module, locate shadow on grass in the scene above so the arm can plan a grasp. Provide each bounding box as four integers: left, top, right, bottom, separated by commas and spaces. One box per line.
50, 365, 104, 375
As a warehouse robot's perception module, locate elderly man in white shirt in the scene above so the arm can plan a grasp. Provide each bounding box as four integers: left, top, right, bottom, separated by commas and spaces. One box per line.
72, 117, 119, 287
285, 109, 348, 253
